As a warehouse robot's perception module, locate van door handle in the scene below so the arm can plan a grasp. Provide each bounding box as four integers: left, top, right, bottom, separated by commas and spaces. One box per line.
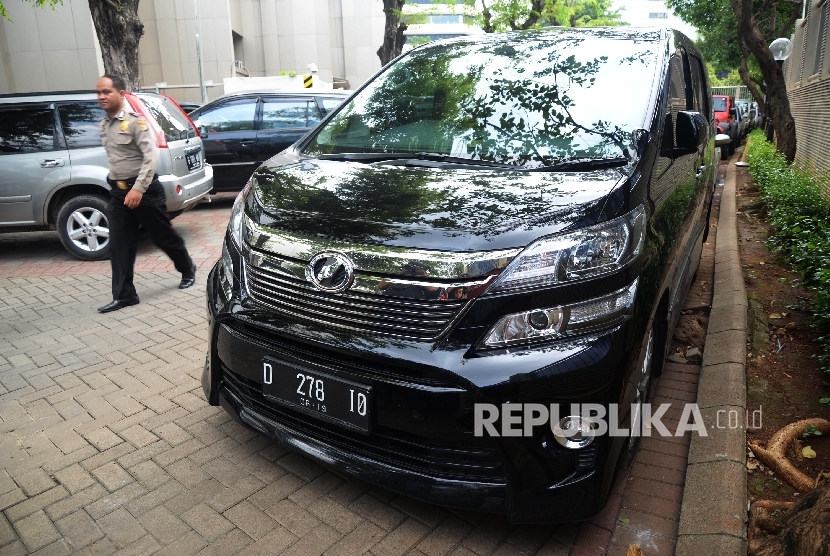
239, 140, 255, 146
40, 158, 65, 168
696, 165, 705, 178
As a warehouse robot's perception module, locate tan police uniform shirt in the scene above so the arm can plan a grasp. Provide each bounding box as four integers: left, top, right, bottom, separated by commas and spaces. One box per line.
99, 107, 158, 194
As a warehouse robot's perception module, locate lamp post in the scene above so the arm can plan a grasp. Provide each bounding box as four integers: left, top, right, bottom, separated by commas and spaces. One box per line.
766, 38, 793, 142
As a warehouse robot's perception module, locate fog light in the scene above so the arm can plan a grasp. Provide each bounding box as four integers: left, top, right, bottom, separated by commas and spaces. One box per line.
553, 416, 596, 449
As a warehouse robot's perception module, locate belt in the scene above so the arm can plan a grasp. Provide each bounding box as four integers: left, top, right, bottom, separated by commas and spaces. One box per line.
107, 174, 159, 191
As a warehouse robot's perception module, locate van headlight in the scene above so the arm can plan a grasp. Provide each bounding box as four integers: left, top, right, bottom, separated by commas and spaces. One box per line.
481, 280, 638, 347
220, 240, 234, 292
488, 205, 645, 293
229, 181, 252, 249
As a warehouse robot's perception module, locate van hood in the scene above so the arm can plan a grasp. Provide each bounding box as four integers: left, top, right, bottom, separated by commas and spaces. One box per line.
249, 155, 624, 252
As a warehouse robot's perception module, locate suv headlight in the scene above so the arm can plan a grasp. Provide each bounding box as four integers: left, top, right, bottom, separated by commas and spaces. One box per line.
482, 280, 638, 347
229, 180, 252, 249
488, 205, 645, 293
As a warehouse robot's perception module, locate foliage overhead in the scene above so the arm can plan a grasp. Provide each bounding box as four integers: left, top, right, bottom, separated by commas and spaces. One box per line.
474, 0, 626, 33
0, 0, 63, 21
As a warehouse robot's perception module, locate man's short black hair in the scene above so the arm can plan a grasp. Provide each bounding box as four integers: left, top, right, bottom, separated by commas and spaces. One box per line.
102, 74, 127, 92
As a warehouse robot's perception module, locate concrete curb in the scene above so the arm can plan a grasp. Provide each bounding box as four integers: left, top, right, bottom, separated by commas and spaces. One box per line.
675, 159, 748, 555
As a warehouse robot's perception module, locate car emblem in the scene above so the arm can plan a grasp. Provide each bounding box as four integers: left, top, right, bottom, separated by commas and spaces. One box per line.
306, 252, 355, 293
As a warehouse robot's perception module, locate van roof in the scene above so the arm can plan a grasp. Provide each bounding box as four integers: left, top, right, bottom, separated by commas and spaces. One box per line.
0, 91, 97, 103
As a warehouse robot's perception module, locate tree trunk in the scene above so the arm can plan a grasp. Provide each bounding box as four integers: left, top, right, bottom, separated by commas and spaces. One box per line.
749, 482, 830, 556
377, 0, 407, 66
516, 0, 546, 30
738, 36, 766, 114
88, 0, 144, 92
728, 0, 796, 162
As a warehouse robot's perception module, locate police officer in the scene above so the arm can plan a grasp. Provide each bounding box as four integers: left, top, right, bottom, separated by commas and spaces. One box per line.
96, 74, 197, 313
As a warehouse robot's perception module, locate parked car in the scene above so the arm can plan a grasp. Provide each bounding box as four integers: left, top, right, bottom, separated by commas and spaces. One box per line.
176, 101, 202, 114
189, 90, 350, 191
713, 94, 739, 156
0, 91, 213, 260
203, 27, 716, 523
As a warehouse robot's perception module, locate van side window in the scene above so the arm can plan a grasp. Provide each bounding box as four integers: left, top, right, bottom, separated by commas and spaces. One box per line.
261, 99, 321, 129
689, 57, 710, 117
666, 52, 690, 148
59, 102, 107, 149
0, 108, 57, 155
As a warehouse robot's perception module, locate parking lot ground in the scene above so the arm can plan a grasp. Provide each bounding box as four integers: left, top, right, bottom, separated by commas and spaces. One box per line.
0, 186, 718, 555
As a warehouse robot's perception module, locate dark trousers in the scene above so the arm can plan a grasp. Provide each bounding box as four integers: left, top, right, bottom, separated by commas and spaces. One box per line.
109, 179, 192, 300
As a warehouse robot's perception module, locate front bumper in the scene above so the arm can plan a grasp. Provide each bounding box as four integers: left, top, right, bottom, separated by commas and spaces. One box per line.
203, 262, 634, 523
161, 163, 214, 213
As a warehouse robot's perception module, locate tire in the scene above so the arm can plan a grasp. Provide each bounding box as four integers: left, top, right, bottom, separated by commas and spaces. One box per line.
627, 327, 656, 462
56, 194, 111, 261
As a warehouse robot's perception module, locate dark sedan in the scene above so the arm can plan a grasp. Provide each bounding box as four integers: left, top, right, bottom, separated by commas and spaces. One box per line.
190, 91, 350, 191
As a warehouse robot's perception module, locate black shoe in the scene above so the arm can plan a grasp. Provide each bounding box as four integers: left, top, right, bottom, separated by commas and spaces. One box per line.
98, 297, 140, 313
179, 261, 197, 289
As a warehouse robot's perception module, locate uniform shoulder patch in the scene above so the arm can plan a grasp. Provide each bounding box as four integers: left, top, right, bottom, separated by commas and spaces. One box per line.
136, 118, 148, 131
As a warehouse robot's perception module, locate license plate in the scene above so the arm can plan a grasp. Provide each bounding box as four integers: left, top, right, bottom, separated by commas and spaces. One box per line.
185, 147, 201, 171
261, 357, 372, 434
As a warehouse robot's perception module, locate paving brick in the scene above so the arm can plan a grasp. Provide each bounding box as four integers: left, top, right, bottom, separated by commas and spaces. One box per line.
91, 462, 134, 492
192, 528, 253, 556
243, 524, 297, 556
41, 445, 99, 476
136, 505, 191, 545
82, 428, 124, 452
180, 503, 234, 543
569, 522, 612, 556
390, 496, 449, 529
55, 510, 104, 550
84, 482, 147, 520
97, 507, 147, 548
166, 458, 210, 489
5, 485, 68, 522
153, 438, 206, 467
0, 512, 16, 548
13, 510, 61, 552
153, 531, 207, 556
277, 452, 326, 482
223, 501, 279, 541
127, 460, 171, 490
152, 422, 193, 446
13, 467, 56, 497
45, 483, 108, 521
126, 482, 186, 517
119, 425, 159, 448
267, 499, 324, 538
325, 519, 384, 556
350, 493, 406, 532
53, 464, 95, 495
459, 514, 512, 556
307, 496, 364, 535
204, 475, 266, 513
163, 479, 222, 516
280, 524, 340, 556
414, 516, 474, 556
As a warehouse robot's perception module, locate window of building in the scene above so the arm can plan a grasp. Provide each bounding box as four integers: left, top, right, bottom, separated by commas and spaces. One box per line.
428, 15, 463, 24
0, 108, 57, 155
807, 0, 828, 76
649, 12, 668, 18
58, 102, 107, 149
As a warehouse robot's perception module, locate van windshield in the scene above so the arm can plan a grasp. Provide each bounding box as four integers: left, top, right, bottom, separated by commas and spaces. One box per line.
304, 30, 660, 168
713, 97, 727, 112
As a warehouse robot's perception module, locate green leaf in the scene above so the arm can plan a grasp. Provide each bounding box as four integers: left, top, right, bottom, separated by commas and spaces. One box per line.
619, 518, 630, 525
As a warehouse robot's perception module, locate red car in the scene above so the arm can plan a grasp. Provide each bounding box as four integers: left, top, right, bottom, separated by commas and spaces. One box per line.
713, 94, 739, 156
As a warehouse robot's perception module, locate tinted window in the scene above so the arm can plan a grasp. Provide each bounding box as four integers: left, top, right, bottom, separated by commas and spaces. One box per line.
305, 31, 661, 167
0, 108, 57, 155
59, 102, 107, 149
319, 97, 345, 116
261, 99, 321, 129
713, 97, 727, 112
138, 94, 194, 141
196, 99, 257, 132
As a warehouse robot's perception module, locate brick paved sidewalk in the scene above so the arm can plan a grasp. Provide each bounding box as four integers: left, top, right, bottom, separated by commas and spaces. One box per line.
0, 182, 722, 555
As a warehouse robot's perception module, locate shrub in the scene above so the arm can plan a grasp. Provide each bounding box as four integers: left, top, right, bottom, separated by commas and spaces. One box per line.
746, 130, 830, 382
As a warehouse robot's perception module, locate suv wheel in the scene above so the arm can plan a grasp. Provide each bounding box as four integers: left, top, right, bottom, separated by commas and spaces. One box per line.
56, 194, 111, 261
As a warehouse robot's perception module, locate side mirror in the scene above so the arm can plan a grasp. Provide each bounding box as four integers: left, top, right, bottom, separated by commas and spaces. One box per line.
675, 111, 707, 151
715, 133, 732, 147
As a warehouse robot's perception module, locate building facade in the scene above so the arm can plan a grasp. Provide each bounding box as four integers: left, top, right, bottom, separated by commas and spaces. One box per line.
0, 0, 387, 101
783, 0, 830, 190
609, 0, 697, 40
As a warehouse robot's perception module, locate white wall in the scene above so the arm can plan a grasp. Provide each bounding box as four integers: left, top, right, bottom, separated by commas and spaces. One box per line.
0, 0, 102, 94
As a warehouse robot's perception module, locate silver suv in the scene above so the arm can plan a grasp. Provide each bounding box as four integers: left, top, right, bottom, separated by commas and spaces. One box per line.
0, 90, 213, 260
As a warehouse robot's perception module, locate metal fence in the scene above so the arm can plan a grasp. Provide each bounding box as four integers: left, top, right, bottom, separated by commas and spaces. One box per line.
711, 85, 755, 102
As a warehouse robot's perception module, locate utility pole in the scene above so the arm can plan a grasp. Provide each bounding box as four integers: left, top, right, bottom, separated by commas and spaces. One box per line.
195, 0, 208, 103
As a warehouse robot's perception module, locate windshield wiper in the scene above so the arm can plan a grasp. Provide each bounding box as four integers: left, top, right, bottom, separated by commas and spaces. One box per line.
530, 157, 630, 172
316, 152, 521, 169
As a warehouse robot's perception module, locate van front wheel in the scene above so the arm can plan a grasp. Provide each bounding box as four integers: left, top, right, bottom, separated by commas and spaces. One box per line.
56, 194, 111, 261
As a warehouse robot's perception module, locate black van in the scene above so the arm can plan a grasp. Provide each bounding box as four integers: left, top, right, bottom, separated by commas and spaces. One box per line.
202, 27, 716, 523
